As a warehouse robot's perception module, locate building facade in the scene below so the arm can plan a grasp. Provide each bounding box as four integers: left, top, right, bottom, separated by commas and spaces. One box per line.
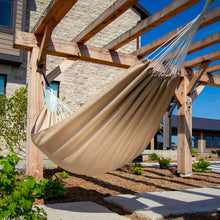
152, 116, 220, 153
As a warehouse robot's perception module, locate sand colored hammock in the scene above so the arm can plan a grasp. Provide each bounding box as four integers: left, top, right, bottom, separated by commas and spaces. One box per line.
31, 0, 214, 175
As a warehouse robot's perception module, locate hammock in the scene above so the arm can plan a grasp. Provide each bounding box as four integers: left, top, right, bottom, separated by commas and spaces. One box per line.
31, 0, 214, 175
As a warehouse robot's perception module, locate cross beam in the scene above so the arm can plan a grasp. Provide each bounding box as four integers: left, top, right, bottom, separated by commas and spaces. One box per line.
14, 31, 139, 69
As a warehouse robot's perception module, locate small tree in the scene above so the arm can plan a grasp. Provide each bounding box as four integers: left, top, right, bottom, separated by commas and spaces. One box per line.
0, 85, 28, 154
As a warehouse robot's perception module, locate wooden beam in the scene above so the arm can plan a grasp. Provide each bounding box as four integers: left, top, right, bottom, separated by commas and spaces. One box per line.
190, 83, 206, 102
199, 7, 220, 29
188, 32, 220, 55
206, 63, 220, 73
73, 0, 140, 44
200, 72, 220, 87
132, 8, 220, 57
46, 58, 76, 83
32, 0, 78, 34
187, 61, 210, 95
183, 50, 220, 68
38, 19, 57, 68
14, 31, 139, 68
103, 0, 201, 50
26, 47, 44, 180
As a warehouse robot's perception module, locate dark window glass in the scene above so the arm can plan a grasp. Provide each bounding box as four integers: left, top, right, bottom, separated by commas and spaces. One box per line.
213, 136, 220, 148
0, 0, 12, 28
192, 135, 198, 148
206, 136, 212, 148
0, 75, 6, 95
206, 136, 220, 148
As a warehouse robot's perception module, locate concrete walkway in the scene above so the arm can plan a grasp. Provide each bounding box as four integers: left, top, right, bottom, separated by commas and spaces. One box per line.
36, 201, 129, 220
35, 187, 220, 220
105, 186, 220, 220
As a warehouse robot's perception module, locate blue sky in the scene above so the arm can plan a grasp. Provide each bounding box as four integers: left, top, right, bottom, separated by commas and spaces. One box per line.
139, 0, 220, 120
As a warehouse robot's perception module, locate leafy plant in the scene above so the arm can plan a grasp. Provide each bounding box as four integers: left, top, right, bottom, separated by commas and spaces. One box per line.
0, 85, 28, 153
158, 157, 170, 169
148, 153, 158, 161
59, 170, 69, 179
211, 150, 217, 154
0, 154, 46, 219
192, 159, 211, 172
36, 177, 67, 200
131, 162, 144, 175
192, 148, 199, 157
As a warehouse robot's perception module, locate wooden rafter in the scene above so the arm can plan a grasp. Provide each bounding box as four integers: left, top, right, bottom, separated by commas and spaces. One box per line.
32, 0, 78, 34
73, 0, 140, 44
14, 31, 139, 68
206, 63, 220, 73
187, 61, 211, 95
132, 8, 220, 57
183, 50, 220, 68
103, 0, 201, 50
188, 32, 220, 55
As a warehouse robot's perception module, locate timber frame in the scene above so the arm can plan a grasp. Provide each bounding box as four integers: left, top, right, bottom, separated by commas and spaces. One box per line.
13, 0, 220, 179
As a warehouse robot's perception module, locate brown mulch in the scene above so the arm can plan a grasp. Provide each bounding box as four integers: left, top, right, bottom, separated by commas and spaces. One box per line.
38, 164, 220, 219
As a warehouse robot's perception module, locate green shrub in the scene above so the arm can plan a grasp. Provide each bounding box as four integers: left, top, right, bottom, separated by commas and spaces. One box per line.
59, 170, 69, 179
192, 159, 211, 172
0, 154, 46, 219
158, 157, 170, 169
36, 177, 67, 200
148, 153, 158, 161
131, 162, 144, 175
0, 85, 28, 153
192, 148, 199, 157
211, 150, 217, 154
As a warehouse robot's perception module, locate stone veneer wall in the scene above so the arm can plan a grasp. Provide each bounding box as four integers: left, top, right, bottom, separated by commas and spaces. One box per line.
27, 0, 141, 111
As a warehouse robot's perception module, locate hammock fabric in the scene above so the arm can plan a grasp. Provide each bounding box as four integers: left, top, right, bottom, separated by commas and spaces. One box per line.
31, 0, 214, 175
32, 58, 179, 175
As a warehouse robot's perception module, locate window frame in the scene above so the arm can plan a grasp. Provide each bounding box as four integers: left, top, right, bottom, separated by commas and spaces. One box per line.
0, 0, 17, 34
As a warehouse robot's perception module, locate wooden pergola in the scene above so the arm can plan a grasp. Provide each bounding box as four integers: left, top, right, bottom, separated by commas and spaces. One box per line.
14, 0, 220, 180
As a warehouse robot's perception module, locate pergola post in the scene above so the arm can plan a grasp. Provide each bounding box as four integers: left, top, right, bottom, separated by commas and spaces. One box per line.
177, 72, 193, 176
163, 110, 171, 150
26, 47, 44, 180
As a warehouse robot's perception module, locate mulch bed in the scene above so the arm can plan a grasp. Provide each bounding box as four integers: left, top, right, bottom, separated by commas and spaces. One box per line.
39, 164, 220, 219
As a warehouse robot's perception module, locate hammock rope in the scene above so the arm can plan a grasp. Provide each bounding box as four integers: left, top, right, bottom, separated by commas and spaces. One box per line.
31, 0, 215, 175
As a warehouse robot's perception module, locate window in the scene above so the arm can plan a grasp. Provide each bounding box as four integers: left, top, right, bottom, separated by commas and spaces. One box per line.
0, 74, 6, 95
192, 135, 198, 148
206, 136, 220, 148
0, 0, 15, 33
